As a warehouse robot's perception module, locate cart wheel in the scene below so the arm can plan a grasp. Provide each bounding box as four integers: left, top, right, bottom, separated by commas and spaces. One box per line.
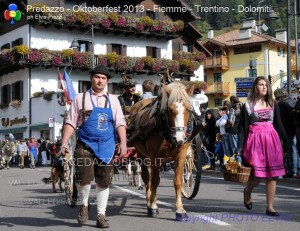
181, 134, 202, 199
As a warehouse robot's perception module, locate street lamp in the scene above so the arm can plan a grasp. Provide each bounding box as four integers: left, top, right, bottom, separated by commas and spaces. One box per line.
258, 0, 265, 34
266, 2, 291, 93
70, 25, 95, 69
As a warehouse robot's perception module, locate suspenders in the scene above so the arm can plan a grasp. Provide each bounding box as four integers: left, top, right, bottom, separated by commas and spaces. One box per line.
81, 90, 109, 126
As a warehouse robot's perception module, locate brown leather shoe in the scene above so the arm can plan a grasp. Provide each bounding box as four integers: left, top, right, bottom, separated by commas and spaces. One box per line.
77, 205, 89, 224
96, 214, 109, 228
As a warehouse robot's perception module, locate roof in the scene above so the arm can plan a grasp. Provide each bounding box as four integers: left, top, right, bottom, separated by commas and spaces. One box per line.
202, 29, 287, 48
179, 23, 212, 56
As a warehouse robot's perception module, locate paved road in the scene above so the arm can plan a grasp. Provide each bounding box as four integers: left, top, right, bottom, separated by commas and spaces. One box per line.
0, 166, 299, 231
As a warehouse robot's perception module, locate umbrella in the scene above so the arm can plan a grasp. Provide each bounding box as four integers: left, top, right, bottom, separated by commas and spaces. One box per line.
284, 93, 300, 108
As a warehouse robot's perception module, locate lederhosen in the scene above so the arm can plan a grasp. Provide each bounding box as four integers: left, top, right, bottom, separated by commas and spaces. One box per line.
74, 90, 115, 185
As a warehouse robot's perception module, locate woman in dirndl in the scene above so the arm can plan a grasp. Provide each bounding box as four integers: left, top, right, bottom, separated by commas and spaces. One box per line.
236, 76, 290, 216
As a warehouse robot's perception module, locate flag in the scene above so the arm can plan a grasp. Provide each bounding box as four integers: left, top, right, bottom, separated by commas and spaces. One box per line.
57, 70, 67, 106
63, 70, 76, 102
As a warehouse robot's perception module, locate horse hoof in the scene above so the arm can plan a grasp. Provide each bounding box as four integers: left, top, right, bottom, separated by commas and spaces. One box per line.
175, 212, 188, 221
138, 186, 143, 190
147, 207, 159, 217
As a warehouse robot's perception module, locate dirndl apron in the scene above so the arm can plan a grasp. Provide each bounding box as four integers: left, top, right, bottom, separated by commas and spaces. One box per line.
243, 107, 285, 178
77, 91, 116, 164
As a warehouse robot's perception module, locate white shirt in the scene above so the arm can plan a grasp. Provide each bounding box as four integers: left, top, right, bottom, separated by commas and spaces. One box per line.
216, 114, 228, 135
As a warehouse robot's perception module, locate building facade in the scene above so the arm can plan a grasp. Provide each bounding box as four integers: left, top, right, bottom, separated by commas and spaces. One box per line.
201, 19, 299, 108
0, 0, 206, 140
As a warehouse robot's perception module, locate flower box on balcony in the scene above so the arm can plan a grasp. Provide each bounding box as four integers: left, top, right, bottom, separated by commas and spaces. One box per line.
10, 100, 21, 109
0, 103, 9, 110
43, 91, 55, 101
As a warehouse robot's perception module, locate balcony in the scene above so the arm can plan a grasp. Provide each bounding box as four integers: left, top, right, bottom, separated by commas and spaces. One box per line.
204, 55, 229, 70
205, 82, 230, 96
0, 47, 200, 76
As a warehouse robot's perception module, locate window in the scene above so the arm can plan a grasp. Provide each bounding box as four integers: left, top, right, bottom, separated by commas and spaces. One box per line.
277, 48, 285, 57
182, 44, 193, 52
146, 46, 161, 58
78, 80, 91, 93
248, 69, 257, 78
204, 74, 208, 83
112, 44, 122, 55
214, 50, 222, 56
214, 99, 222, 107
213, 73, 222, 82
40, 130, 50, 140
11, 38, 23, 47
107, 83, 121, 95
146, 11, 157, 20
1, 84, 11, 104
12, 81, 23, 101
78, 40, 92, 52
1, 43, 10, 51
107, 44, 127, 56
234, 45, 261, 55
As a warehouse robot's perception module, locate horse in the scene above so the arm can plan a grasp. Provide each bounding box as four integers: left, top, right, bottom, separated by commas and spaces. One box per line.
128, 82, 198, 221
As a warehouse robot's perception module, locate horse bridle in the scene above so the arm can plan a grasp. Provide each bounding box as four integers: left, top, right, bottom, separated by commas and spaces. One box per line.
157, 96, 194, 147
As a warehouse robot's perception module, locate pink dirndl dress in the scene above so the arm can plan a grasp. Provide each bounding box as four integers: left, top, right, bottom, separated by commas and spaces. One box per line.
243, 105, 285, 178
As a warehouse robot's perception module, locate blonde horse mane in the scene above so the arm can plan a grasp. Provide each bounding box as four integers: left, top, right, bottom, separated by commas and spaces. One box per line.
160, 82, 190, 112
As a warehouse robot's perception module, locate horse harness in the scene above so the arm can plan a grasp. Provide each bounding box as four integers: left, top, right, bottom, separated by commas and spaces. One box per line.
130, 95, 201, 147
157, 96, 200, 147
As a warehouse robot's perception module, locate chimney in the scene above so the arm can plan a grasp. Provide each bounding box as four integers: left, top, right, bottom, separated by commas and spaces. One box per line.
208, 29, 214, 39
242, 18, 256, 31
275, 29, 287, 43
239, 27, 252, 39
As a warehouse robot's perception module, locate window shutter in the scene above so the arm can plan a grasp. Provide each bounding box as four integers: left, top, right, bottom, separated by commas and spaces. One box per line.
156, 48, 161, 58
12, 83, 16, 100
17, 38, 23, 45
8, 85, 11, 103
146, 46, 152, 57
106, 43, 112, 53
88, 41, 92, 52
1, 86, 3, 104
122, 45, 127, 56
19, 81, 24, 101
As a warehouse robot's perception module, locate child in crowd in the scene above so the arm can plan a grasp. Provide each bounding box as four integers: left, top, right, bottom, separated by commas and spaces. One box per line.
215, 133, 224, 170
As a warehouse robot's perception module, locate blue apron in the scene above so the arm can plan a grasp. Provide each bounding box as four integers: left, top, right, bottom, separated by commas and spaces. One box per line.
77, 91, 115, 164
29, 145, 37, 162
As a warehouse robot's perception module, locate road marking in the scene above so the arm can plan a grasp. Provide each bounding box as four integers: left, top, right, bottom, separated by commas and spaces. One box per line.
112, 185, 230, 226
202, 175, 300, 191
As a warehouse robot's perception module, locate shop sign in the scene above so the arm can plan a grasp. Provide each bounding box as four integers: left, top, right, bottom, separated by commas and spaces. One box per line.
1, 116, 27, 127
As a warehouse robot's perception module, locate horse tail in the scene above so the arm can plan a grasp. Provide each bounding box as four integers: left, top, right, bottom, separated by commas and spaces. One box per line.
42, 177, 51, 184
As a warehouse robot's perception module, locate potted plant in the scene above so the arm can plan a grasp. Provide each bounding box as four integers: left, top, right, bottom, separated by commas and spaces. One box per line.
194, 81, 208, 92
187, 61, 201, 74
14, 45, 29, 57
32, 91, 43, 97
27, 49, 42, 64
10, 99, 21, 109
43, 91, 55, 101
0, 103, 9, 110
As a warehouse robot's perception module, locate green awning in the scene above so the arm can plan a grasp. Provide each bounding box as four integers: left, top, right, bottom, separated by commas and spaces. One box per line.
0, 126, 27, 134
30, 123, 49, 130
